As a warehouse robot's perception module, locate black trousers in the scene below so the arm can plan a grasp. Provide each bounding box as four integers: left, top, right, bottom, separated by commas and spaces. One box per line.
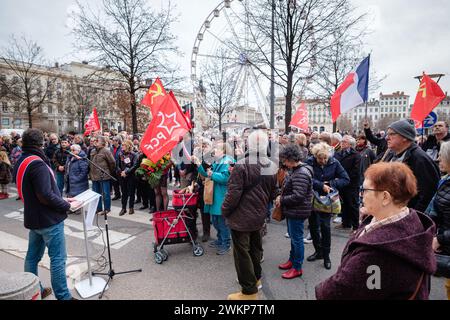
120, 175, 136, 209
184, 208, 198, 241
308, 211, 332, 258
197, 195, 210, 236
341, 188, 360, 229
231, 229, 263, 295
112, 172, 121, 197
137, 178, 155, 208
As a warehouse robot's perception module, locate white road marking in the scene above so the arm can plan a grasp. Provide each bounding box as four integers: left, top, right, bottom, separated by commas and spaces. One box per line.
4, 211, 137, 250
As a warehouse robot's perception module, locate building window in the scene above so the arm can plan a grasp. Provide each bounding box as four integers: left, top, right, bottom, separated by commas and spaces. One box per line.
38, 106, 43, 113
48, 105, 53, 114
58, 120, 62, 127
375, 108, 378, 112
2, 102, 7, 112
48, 91, 53, 99
58, 106, 63, 114
2, 118, 9, 126
14, 119, 21, 126
14, 104, 20, 112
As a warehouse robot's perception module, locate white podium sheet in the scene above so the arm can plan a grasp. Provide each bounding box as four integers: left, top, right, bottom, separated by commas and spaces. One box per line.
71, 190, 101, 229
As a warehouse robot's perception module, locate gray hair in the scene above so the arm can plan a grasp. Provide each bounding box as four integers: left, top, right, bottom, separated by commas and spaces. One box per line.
331, 132, 343, 142
311, 142, 332, 158
248, 130, 268, 154
440, 141, 450, 164
343, 135, 356, 148
71, 144, 81, 152
97, 136, 107, 146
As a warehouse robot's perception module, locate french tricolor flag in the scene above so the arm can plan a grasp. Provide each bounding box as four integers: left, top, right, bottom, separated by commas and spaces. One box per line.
330, 55, 370, 123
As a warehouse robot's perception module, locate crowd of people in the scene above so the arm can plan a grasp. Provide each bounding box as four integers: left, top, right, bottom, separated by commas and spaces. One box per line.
0, 117, 449, 300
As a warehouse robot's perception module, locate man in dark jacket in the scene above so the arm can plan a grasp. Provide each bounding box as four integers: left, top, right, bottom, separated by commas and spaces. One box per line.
222, 130, 277, 300
110, 136, 122, 200
382, 119, 440, 212
421, 121, 450, 162
14, 128, 80, 300
363, 120, 388, 159
334, 135, 362, 230
44, 133, 59, 168
52, 135, 69, 195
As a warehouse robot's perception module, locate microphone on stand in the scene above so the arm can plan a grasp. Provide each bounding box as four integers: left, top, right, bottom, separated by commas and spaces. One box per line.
65, 149, 84, 160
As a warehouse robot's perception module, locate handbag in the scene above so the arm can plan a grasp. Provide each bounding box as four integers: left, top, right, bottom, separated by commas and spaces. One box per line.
434, 254, 450, 278
272, 206, 284, 222
312, 189, 341, 214
203, 177, 214, 205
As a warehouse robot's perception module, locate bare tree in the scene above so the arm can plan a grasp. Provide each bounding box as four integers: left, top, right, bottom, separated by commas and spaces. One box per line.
245, 0, 367, 132
71, 0, 180, 135
64, 76, 102, 132
200, 49, 238, 131
0, 36, 56, 128
336, 115, 353, 133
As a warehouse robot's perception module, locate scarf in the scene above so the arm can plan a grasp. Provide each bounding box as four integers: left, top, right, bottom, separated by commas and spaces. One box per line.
21, 145, 52, 167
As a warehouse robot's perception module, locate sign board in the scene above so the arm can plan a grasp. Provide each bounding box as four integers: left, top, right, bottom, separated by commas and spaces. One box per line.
423, 111, 438, 128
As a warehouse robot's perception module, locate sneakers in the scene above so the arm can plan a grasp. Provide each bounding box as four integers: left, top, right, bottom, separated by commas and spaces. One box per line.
333, 216, 342, 224
227, 291, 258, 300
282, 268, 303, 279
284, 232, 290, 238
208, 240, 220, 248
216, 246, 231, 255
303, 233, 312, 244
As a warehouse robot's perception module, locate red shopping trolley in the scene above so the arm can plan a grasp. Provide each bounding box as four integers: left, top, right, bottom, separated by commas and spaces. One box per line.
151, 192, 204, 264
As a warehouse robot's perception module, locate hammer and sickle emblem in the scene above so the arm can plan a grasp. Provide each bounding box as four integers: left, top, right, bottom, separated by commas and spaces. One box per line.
418, 82, 426, 98
149, 83, 165, 104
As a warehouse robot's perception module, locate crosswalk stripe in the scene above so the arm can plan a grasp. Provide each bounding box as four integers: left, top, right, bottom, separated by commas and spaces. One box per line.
4, 211, 137, 250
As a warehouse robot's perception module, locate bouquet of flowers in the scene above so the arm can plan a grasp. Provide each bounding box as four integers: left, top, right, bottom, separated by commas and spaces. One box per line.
135, 154, 172, 188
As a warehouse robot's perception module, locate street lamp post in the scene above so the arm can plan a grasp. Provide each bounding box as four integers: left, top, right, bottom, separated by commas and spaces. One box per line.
269, 0, 276, 129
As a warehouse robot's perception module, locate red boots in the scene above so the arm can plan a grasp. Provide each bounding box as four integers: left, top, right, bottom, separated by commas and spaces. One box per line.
279, 260, 303, 279
278, 260, 293, 270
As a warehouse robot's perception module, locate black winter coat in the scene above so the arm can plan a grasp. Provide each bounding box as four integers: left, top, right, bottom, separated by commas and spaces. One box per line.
306, 157, 350, 196
429, 176, 450, 255
334, 148, 362, 190
382, 144, 440, 212
364, 127, 388, 158
281, 164, 313, 220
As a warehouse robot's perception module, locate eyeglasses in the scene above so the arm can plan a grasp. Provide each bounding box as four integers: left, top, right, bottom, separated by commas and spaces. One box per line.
360, 187, 383, 195
385, 131, 399, 138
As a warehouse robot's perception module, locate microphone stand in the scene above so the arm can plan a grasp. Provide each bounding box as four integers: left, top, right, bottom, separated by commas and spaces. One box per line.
69, 150, 142, 299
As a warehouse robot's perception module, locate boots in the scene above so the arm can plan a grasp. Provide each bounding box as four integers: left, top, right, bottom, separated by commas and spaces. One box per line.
227, 291, 258, 300
282, 268, 303, 279
129, 208, 135, 215
278, 260, 293, 270
119, 209, 126, 216
307, 251, 323, 262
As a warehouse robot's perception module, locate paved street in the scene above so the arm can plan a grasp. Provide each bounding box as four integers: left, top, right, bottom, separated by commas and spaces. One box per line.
0, 185, 447, 300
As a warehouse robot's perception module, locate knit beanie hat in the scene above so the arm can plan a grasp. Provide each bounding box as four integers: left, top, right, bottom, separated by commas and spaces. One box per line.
388, 119, 416, 141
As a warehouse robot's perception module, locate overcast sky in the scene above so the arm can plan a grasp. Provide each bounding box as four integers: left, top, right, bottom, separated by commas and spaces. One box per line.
1, 0, 449, 101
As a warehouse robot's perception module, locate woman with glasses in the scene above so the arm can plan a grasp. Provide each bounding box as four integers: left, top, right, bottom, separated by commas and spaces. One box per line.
316, 162, 436, 300
65, 144, 89, 213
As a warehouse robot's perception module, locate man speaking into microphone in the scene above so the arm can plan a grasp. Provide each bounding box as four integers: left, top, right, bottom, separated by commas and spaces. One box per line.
14, 128, 81, 300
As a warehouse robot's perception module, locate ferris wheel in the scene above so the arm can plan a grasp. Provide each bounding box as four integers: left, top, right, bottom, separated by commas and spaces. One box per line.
191, 0, 271, 128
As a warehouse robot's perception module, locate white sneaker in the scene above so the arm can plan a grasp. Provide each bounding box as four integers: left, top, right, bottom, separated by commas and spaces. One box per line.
333, 217, 342, 224
284, 232, 290, 238
303, 238, 313, 244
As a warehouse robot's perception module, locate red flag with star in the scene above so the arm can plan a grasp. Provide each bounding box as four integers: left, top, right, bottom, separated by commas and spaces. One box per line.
83, 107, 101, 137
410, 73, 445, 126
140, 94, 190, 162
168, 91, 192, 129
289, 101, 309, 132
140, 77, 167, 117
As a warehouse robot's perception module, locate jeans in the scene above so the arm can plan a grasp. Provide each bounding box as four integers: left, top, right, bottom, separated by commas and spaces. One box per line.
56, 171, 65, 195
231, 229, 263, 295
24, 221, 72, 300
287, 218, 305, 270
92, 180, 111, 212
308, 211, 332, 258
211, 215, 231, 249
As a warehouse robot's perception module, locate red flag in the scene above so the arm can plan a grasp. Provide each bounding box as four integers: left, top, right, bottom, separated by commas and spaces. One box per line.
168, 91, 192, 129
410, 73, 445, 125
84, 108, 101, 137
140, 77, 167, 116
140, 95, 190, 162
289, 102, 309, 132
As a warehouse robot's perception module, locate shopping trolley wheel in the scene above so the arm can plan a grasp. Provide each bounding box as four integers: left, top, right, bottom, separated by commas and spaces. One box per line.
160, 249, 169, 261
193, 245, 204, 257
154, 252, 164, 264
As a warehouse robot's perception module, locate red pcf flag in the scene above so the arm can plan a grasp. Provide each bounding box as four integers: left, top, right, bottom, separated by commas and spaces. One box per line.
84, 108, 101, 137
410, 73, 445, 125
289, 101, 309, 132
140, 77, 167, 117
168, 91, 191, 129
140, 95, 190, 162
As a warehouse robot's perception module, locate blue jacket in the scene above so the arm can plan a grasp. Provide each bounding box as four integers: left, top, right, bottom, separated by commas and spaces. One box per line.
14, 152, 70, 230
198, 155, 235, 215
65, 151, 90, 197
306, 156, 350, 195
